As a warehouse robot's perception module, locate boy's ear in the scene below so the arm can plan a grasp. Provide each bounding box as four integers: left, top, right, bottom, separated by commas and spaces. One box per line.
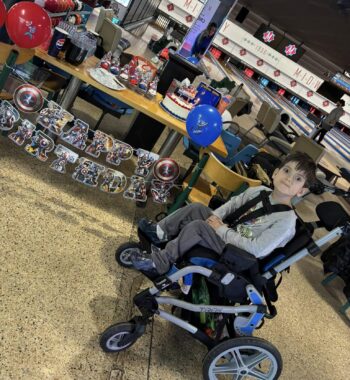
296, 187, 309, 197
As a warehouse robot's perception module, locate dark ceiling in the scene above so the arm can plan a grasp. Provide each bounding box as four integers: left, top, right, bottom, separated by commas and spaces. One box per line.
238, 0, 350, 71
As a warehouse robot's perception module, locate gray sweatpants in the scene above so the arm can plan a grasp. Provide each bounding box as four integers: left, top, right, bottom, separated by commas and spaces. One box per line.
152, 203, 226, 274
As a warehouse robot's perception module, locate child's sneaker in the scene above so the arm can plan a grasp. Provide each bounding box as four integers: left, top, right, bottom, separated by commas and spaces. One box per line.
138, 218, 168, 245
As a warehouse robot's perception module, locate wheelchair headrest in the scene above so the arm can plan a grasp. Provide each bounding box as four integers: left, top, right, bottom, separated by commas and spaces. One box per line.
316, 201, 349, 231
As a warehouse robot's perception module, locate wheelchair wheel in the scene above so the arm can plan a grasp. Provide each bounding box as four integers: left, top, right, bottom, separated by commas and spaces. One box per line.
202, 336, 282, 380
115, 242, 141, 268
100, 322, 140, 353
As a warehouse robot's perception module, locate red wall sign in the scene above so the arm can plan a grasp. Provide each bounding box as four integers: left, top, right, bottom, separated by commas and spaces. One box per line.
307, 91, 313, 97
167, 3, 174, 11
257, 59, 264, 66
274, 70, 280, 77
186, 15, 193, 23
290, 80, 297, 87
239, 48, 246, 56
323, 100, 329, 107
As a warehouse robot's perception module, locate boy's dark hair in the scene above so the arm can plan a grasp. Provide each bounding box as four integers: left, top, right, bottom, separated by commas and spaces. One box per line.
279, 152, 317, 188
208, 22, 217, 29
338, 99, 345, 106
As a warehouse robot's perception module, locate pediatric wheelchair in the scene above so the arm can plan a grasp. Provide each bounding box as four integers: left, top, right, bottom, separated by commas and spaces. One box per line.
100, 184, 350, 380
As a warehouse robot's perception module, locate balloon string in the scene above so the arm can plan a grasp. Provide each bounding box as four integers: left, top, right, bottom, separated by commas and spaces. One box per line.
2, 63, 184, 188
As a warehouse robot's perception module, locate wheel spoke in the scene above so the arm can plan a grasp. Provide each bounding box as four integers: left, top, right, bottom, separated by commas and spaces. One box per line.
232, 348, 246, 368
212, 363, 239, 375
248, 368, 271, 380
246, 353, 268, 369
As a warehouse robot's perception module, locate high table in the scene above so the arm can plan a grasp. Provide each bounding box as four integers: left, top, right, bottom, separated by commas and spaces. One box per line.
34, 50, 227, 159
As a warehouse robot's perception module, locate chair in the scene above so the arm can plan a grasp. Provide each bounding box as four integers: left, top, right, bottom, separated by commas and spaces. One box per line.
225, 144, 259, 167
96, 18, 123, 54
215, 129, 242, 165
291, 134, 325, 163
78, 84, 134, 130
0, 42, 35, 99
182, 152, 261, 206
243, 101, 281, 144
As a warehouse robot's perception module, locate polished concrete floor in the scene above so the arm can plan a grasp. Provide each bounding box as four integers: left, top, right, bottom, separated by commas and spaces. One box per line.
1, 24, 350, 380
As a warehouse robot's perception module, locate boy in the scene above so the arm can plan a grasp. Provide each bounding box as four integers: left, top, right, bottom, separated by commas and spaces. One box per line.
130, 152, 316, 277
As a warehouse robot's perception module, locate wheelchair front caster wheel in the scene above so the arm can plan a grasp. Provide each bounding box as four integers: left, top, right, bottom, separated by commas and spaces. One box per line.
115, 242, 141, 268
100, 321, 142, 353
202, 336, 283, 380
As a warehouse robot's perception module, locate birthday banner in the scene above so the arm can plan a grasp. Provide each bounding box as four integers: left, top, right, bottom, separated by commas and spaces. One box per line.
1, 95, 180, 205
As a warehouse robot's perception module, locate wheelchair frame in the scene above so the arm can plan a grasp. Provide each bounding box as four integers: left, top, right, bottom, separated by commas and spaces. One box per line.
130, 225, 344, 347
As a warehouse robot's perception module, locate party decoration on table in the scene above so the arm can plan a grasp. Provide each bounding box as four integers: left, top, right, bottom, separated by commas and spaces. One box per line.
13, 84, 44, 113
37, 101, 74, 135
106, 140, 133, 166
6, 2, 52, 48
88, 68, 126, 91
99, 168, 127, 194
8, 120, 36, 146
145, 76, 159, 100
109, 58, 120, 76
119, 64, 130, 83
186, 104, 222, 147
25, 130, 54, 162
0, 101, 20, 131
61, 119, 89, 150
0, 0, 6, 28
72, 158, 105, 187
150, 180, 174, 204
153, 158, 180, 182
98, 51, 113, 70
85, 130, 114, 158
123, 175, 147, 202
50, 145, 79, 174
136, 72, 150, 95
135, 149, 159, 177
128, 68, 140, 90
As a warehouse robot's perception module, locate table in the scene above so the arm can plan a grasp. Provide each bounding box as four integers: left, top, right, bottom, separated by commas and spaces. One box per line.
34, 50, 227, 159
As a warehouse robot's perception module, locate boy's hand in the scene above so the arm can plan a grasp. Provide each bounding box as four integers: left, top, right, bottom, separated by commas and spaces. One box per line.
206, 215, 225, 230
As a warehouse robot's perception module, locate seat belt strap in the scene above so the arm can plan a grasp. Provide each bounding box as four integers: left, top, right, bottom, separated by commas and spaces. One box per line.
224, 191, 272, 226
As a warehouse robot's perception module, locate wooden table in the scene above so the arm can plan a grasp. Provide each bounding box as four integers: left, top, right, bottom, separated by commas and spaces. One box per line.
34, 50, 227, 158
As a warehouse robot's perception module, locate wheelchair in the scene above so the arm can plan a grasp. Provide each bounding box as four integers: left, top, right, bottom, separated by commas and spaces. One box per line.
100, 186, 350, 380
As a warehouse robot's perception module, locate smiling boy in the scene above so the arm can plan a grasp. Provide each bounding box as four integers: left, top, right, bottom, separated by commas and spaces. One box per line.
130, 152, 316, 277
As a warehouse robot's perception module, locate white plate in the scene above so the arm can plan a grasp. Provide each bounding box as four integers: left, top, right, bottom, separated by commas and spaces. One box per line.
88, 68, 126, 91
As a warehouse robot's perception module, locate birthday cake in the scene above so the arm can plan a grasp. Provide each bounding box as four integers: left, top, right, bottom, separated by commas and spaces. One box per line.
160, 93, 194, 121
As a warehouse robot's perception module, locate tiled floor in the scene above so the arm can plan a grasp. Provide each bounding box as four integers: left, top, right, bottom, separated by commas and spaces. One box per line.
1, 24, 350, 380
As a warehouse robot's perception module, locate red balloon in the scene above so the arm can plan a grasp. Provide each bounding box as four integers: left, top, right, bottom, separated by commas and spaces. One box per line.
6, 2, 52, 48
0, 0, 6, 28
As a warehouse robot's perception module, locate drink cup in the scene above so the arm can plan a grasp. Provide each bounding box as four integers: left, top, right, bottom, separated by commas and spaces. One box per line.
48, 27, 70, 57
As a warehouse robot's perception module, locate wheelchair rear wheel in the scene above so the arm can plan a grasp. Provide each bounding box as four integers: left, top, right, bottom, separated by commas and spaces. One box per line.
100, 322, 141, 352
202, 336, 282, 380
115, 242, 142, 268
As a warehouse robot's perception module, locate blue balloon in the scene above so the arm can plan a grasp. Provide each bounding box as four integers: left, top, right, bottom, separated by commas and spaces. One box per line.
186, 105, 223, 147
187, 56, 199, 64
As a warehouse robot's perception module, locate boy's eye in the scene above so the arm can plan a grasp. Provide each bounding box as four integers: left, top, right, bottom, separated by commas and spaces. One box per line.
296, 176, 303, 182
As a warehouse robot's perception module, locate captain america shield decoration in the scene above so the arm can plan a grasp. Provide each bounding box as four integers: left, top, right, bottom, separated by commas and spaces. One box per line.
153, 158, 180, 182
14, 84, 44, 113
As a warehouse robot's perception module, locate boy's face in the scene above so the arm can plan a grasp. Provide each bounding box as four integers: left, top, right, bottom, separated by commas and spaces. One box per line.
272, 161, 308, 198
